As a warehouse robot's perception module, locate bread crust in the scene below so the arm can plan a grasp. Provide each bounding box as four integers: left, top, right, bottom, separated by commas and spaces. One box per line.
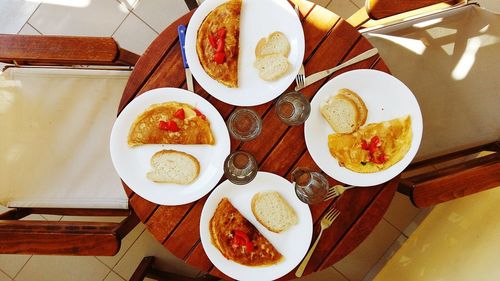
338, 88, 368, 126
255, 31, 290, 58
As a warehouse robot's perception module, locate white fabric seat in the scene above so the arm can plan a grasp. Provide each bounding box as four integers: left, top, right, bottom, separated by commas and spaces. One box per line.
0, 67, 130, 209
362, 5, 500, 161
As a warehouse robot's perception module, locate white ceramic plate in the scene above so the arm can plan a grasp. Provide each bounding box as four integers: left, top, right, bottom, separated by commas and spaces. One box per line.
305, 70, 423, 186
110, 88, 230, 205
185, 0, 305, 106
200, 172, 312, 281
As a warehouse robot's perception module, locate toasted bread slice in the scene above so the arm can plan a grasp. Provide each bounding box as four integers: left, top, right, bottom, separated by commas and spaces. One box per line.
321, 94, 360, 134
251, 191, 298, 233
253, 54, 289, 81
338, 88, 368, 126
147, 150, 200, 184
255, 31, 290, 58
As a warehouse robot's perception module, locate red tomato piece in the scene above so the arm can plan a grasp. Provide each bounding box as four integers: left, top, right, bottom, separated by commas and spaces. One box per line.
208, 34, 217, 49
216, 38, 224, 52
371, 136, 381, 147
194, 108, 207, 120
233, 230, 253, 252
217, 27, 226, 39
377, 153, 388, 163
158, 120, 169, 130
361, 139, 369, 150
173, 108, 185, 119
158, 120, 179, 132
214, 51, 225, 64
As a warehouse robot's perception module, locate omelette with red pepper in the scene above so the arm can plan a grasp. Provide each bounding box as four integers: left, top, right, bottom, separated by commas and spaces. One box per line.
209, 198, 283, 266
328, 115, 412, 173
196, 0, 241, 88
127, 102, 214, 147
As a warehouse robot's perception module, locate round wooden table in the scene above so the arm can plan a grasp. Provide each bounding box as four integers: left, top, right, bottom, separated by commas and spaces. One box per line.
118, 1, 398, 280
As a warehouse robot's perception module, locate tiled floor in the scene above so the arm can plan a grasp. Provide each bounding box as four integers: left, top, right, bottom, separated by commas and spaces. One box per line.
1, 0, 498, 280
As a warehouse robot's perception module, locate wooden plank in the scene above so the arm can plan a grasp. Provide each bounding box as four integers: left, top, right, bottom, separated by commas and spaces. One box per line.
184, 242, 213, 272
163, 197, 207, 257
145, 203, 194, 243
130, 195, 157, 222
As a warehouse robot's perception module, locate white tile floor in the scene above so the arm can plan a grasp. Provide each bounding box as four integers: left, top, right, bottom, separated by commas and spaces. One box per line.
1, 0, 498, 280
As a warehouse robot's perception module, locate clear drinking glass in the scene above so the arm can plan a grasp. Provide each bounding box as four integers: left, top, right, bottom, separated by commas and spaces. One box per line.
275, 91, 311, 126
223, 151, 258, 185
227, 108, 262, 141
291, 167, 329, 204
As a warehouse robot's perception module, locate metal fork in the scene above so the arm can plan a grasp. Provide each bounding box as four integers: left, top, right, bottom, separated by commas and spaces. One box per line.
324, 185, 356, 201
294, 3, 306, 89
295, 207, 341, 277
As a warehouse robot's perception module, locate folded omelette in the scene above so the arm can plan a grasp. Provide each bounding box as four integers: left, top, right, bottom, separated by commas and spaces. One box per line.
128, 102, 215, 147
328, 115, 412, 173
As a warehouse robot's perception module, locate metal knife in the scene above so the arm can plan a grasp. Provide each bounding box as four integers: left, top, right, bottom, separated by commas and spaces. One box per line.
178, 25, 194, 92
295, 48, 379, 91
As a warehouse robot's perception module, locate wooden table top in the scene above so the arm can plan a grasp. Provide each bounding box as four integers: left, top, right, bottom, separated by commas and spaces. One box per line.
118, 1, 398, 279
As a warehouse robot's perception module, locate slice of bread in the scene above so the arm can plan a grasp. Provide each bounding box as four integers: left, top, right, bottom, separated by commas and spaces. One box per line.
255, 31, 290, 58
254, 54, 289, 81
147, 150, 200, 184
338, 88, 368, 126
321, 94, 360, 134
251, 191, 298, 233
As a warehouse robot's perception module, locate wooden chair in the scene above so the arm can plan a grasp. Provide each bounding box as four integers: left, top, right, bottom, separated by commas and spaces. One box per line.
347, 1, 500, 207
0, 35, 140, 255
129, 256, 219, 281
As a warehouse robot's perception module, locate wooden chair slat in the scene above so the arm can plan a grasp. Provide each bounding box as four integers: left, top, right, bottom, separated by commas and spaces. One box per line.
366, 0, 461, 20
0, 34, 121, 65
400, 148, 500, 208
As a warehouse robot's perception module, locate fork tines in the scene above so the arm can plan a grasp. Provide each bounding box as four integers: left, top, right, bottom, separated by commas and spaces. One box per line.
324, 186, 340, 201
324, 207, 341, 220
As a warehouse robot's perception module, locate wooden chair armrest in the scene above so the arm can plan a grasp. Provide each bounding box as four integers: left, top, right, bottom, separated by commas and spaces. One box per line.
0, 34, 139, 66
399, 151, 500, 208
0, 210, 139, 255
366, 0, 462, 20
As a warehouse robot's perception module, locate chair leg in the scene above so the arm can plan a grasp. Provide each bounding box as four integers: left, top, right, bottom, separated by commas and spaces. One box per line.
129, 256, 155, 281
